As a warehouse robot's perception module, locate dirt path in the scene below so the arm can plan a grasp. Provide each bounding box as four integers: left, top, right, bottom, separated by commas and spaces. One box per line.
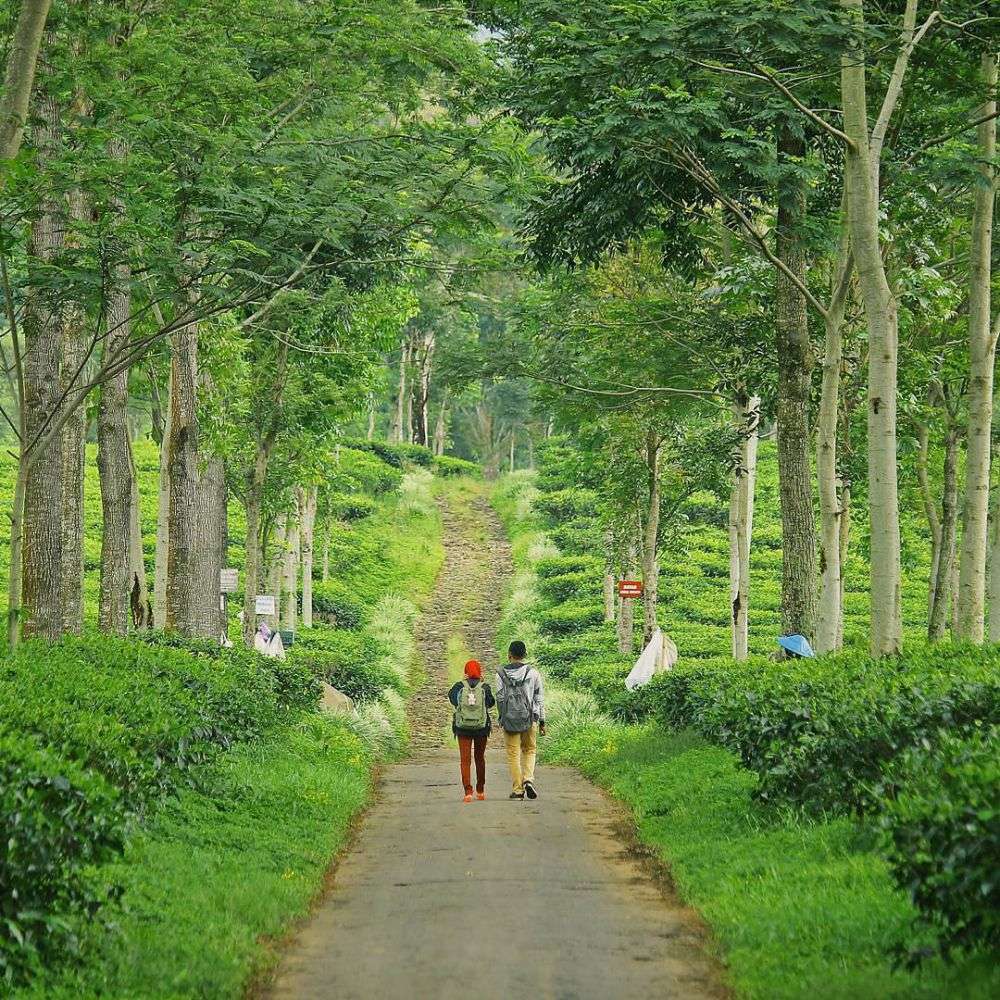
406, 490, 512, 751
265, 488, 726, 1000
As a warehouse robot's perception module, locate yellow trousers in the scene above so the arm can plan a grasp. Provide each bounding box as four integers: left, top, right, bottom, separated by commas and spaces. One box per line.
503, 725, 537, 794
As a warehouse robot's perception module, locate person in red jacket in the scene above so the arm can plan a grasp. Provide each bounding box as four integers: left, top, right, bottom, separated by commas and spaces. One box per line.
447, 659, 495, 802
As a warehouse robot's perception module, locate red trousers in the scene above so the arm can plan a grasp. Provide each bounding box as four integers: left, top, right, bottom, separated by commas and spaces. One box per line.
458, 734, 488, 794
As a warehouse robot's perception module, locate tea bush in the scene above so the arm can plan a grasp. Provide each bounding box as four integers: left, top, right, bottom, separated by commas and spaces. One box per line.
644, 646, 1000, 815
536, 554, 602, 579
290, 627, 401, 702
882, 726, 1000, 964
538, 600, 606, 637
0, 731, 126, 987
433, 454, 481, 477
311, 579, 366, 629
538, 569, 603, 603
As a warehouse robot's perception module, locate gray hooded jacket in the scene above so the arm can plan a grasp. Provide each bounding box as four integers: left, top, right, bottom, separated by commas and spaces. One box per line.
494, 661, 545, 729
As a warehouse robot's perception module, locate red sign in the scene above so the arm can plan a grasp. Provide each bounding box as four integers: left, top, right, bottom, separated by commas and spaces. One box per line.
618, 580, 643, 599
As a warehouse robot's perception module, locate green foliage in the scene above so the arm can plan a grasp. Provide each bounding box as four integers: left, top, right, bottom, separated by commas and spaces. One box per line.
289, 628, 401, 703
537, 600, 605, 637
0, 732, 125, 987
537, 569, 603, 603
432, 454, 481, 477
325, 492, 377, 522
534, 487, 598, 521
10, 716, 373, 1000
536, 554, 603, 579
645, 646, 999, 816
544, 723, 999, 1000
311, 580, 366, 629
883, 726, 1000, 965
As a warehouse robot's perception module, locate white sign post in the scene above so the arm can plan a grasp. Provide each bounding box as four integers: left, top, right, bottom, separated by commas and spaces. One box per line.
255, 595, 276, 616
220, 568, 239, 593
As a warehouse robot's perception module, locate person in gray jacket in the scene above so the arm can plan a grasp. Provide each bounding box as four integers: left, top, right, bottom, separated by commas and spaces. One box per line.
495, 640, 546, 800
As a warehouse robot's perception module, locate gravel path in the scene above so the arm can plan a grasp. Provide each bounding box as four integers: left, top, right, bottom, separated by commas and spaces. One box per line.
264, 487, 727, 1000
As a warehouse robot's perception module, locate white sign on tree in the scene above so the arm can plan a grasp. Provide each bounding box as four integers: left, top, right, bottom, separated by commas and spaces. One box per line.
255, 595, 276, 616
220, 568, 239, 593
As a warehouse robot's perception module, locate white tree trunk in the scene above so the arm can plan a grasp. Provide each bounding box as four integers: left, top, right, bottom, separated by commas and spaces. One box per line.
617, 537, 637, 656
641, 432, 662, 644
841, 0, 903, 654
989, 479, 1000, 642
267, 513, 286, 626
816, 241, 852, 653
956, 52, 998, 642
153, 370, 172, 629
729, 395, 760, 660
300, 486, 317, 629
0, 0, 52, 164
281, 498, 300, 632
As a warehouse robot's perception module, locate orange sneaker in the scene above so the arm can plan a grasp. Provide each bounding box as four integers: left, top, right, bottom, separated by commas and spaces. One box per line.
476, 792, 486, 801
463, 793, 473, 803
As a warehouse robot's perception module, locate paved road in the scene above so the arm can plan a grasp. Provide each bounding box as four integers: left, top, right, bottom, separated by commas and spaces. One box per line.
266, 752, 725, 1000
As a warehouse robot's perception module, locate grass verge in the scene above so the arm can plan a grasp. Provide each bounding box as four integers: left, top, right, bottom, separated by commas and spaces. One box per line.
545, 721, 1000, 1000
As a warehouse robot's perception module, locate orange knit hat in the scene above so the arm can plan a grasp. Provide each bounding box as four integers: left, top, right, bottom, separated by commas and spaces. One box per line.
464, 659, 483, 679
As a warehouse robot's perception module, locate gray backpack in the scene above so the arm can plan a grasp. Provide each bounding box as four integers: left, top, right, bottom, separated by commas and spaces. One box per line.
498, 666, 533, 733
454, 679, 489, 732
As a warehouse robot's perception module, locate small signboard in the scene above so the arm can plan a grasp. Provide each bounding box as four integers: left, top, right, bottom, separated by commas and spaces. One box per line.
255, 595, 276, 616
220, 568, 239, 593
618, 580, 644, 599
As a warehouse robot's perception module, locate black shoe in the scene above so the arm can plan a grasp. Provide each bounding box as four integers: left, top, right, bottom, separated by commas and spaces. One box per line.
524, 781, 537, 800
509, 792, 524, 800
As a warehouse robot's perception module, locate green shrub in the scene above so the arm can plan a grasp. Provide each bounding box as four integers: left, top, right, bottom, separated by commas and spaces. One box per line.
538, 601, 606, 637
538, 570, 603, 603
548, 518, 600, 555
882, 726, 999, 964
0, 731, 126, 986
325, 491, 377, 522
433, 454, 481, 477
534, 487, 599, 521
311, 580, 366, 629
536, 555, 603, 579
536, 630, 615, 678
646, 645, 1000, 815
290, 628, 400, 702
0, 636, 310, 807
332, 447, 403, 495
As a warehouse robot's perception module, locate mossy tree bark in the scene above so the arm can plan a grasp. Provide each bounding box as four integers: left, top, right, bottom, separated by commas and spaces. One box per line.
729, 394, 760, 660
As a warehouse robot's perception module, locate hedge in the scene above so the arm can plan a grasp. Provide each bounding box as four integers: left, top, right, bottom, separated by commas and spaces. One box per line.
882, 725, 999, 964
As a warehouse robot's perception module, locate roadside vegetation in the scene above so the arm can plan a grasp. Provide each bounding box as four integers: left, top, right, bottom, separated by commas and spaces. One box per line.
2, 443, 447, 996
493, 450, 999, 999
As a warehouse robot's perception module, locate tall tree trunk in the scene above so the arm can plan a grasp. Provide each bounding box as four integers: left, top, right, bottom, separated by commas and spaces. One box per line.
98, 137, 149, 634
153, 369, 172, 629
433, 389, 449, 456
956, 51, 998, 642
930, 427, 960, 640
914, 421, 943, 628
841, 0, 903, 654
127, 451, 152, 629
815, 235, 852, 653
838, 480, 851, 648
391, 337, 409, 443
165, 316, 201, 635
193, 456, 226, 638
412, 329, 435, 447
20, 89, 64, 641
0, 0, 53, 165
322, 520, 331, 583
267, 513, 286, 625
281, 498, 300, 632
59, 186, 88, 634
775, 127, 818, 640
241, 445, 268, 647
617, 537, 637, 655
641, 431, 661, 645
729, 394, 760, 660
300, 487, 317, 629
367, 403, 376, 440
989, 471, 1000, 642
